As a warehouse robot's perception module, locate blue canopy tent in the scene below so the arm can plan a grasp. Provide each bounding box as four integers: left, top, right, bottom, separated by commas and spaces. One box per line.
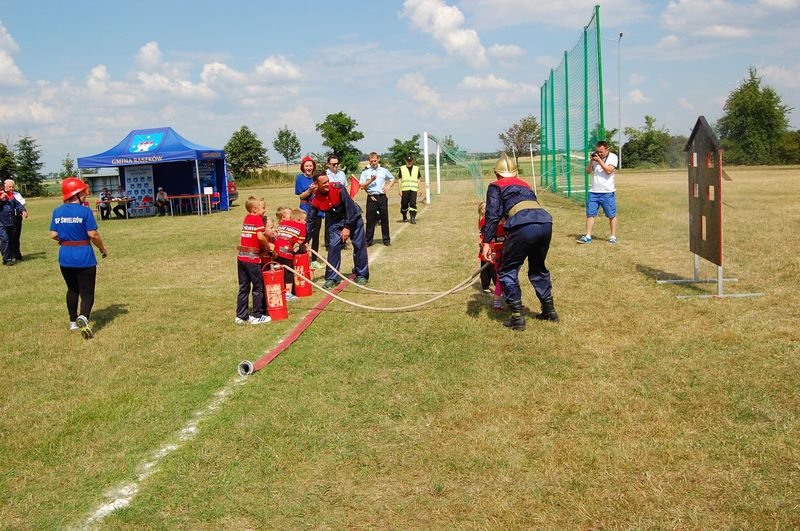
77, 127, 229, 214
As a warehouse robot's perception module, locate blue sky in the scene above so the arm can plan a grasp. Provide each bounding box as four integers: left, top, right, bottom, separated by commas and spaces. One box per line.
1, 0, 798, 173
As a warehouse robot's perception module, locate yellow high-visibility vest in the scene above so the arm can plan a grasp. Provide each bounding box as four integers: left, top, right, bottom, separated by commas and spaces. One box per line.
400, 165, 420, 191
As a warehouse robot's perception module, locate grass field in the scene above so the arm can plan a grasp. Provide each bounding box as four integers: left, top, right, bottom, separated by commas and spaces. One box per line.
1, 166, 798, 528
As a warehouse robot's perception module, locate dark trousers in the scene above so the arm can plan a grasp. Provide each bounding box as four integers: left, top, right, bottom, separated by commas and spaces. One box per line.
60, 266, 97, 321
236, 261, 265, 319
113, 203, 127, 219
0, 225, 11, 263
498, 222, 553, 303
155, 200, 169, 216
12, 216, 22, 259
276, 256, 294, 290
307, 215, 322, 254
400, 190, 418, 220
365, 193, 390, 244
480, 259, 496, 290
325, 219, 369, 281
99, 203, 111, 220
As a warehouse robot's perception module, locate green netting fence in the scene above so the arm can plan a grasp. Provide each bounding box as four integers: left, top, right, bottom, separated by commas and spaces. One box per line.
540, 4, 605, 203
427, 133, 485, 198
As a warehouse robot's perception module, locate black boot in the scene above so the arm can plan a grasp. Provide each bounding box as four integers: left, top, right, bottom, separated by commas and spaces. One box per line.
535, 297, 559, 322
502, 301, 526, 331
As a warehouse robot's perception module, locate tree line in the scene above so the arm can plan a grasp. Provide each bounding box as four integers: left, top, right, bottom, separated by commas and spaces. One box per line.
502, 67, 799, 169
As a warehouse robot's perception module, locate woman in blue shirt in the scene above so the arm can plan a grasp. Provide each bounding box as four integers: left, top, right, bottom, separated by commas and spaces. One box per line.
49, 177, 108, 339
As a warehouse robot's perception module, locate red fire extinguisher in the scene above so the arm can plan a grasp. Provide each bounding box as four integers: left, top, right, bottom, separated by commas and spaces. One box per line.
262, 263, 288, 321
293, 252, 313, 297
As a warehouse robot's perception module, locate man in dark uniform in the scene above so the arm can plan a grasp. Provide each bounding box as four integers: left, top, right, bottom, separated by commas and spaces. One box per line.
481, 153, 558, 330
306, 172, 369, 289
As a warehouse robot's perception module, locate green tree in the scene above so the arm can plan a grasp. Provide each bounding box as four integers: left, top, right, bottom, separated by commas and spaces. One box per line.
622, 115, 671, 168
717, 67, 792, 165
0, 142, 16, 182
778, 130, 800, 164
272, 125, 301, 174
439, 134, 460, 165
499, 114, 540, 165
14, 135, 45, 196
315, 112, 364, 174
386, 134, 422, 169
224, 126, 268, 178
58, 153, 78, 180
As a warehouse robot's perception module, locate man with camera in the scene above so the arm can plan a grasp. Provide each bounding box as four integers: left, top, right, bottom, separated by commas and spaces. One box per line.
578, 140, 619, 244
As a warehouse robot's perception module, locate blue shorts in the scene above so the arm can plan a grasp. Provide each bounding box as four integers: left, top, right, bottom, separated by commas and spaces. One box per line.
586, 192, 616, 218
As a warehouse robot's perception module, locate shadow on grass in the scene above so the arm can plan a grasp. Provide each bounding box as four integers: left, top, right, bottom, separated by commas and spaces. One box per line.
636, 264, 710, 294
91, 303, 130, 333
17, 251, 46, 262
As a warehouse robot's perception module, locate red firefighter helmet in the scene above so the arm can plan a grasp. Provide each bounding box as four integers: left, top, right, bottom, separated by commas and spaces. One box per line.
61, 177, 88, 201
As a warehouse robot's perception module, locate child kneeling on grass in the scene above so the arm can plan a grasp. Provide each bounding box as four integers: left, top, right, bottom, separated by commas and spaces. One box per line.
235, 196, 272, 325
274, 207, 307, 302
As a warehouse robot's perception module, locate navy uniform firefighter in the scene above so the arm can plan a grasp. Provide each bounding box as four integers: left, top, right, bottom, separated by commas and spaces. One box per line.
306, 172, 369, 289
398, 155, 421, 224
481, 153, 558, 329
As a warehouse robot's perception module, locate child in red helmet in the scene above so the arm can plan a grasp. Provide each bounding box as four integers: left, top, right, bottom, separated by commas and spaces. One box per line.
49, 177, 108, 338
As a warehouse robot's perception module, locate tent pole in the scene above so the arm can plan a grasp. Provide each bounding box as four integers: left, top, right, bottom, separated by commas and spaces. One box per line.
195, 159, 202, 215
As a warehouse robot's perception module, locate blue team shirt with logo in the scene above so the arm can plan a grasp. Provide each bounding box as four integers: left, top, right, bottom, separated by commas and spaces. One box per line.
50, 203, 98, 268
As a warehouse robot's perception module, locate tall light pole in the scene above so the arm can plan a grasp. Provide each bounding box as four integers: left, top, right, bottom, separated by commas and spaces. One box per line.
618, 32, 623, 169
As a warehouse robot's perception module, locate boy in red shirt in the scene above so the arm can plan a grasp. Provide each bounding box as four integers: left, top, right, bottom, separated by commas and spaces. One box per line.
274, 206, 307, 302
236, 196, 271, 325
478, 201, 506, 311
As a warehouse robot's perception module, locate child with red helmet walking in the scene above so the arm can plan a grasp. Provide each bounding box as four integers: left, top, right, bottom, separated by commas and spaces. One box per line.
235, 196, 272, 325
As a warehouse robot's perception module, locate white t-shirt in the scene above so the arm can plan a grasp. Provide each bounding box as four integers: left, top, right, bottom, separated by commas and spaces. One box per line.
590, 152, 618, 193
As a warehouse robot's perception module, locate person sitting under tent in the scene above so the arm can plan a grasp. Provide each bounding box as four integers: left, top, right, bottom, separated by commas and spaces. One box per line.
155, 187, 170, 216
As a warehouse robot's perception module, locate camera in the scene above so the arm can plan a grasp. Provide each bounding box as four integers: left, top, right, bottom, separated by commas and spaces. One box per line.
590, 151, 598, 158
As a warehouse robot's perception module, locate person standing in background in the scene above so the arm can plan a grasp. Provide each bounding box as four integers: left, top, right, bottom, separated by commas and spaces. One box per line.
3, 179, 27, 261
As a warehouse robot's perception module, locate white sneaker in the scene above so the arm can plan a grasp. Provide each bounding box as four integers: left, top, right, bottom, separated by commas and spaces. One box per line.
311, 261, 322, 269
285, 293, 299, 302
249, 315, 271, 325
234, 317, 248, 325
76, 315, 93, 339
69, 321, 79, 331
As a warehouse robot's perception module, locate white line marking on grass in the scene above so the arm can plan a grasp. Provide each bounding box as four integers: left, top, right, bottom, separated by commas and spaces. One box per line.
82, 379, 245, 528
81, 204, 428, 527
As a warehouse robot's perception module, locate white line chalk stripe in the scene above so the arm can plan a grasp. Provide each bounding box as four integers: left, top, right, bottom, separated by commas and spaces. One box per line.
81, 206, 426, 527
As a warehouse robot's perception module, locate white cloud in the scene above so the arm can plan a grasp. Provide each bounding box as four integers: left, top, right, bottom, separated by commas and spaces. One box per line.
200, 62, 248, 86
255, 55, 301, 80
136, 41, 162, 70
761, 64, 800, 89
460, 0, 649, 29
758, 0, 799, 8
461, 74, 512, 90
0, 22, 25, 86
0, 20, 20, 53
402, 0, 487, 68
628, 89, 651, 103
705, 24, 751, 38
0, 51, 25, 86
629, 73, 645, 85
677, 97, 696, 111
277, 105, 316, 134
397, 72, 486, 119
657, 34, 682, 48
487, 44, 526, 59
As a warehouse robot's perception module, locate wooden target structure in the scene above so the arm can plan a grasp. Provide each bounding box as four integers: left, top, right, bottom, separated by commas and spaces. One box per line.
657, 116, 763, 299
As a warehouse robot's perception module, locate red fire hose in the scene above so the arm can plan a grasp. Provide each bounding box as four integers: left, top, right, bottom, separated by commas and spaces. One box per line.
237, 274, 354, 376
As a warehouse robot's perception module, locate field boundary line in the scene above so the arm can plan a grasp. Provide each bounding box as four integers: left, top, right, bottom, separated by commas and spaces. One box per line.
80, 203, 428, 527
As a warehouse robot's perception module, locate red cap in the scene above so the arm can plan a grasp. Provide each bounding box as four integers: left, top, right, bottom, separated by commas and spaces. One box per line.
300, 156, 316, 173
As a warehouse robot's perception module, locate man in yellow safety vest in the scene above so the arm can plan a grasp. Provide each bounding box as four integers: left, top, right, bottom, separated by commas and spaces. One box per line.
398, 155, 420, 224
